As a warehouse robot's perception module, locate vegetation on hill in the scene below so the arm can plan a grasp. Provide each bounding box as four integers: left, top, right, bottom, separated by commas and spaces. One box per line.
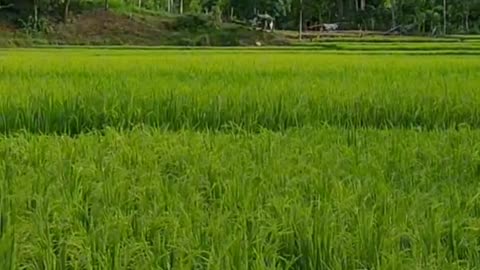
0, 4, 284, 46
0, 0, 479, 32
0, 0, 478, 46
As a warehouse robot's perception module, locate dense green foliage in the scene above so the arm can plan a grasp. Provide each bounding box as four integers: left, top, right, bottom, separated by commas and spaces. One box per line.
0, 0, 479, 34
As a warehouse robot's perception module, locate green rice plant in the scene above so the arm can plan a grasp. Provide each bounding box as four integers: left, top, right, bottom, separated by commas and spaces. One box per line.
293, 42, 480, 51
1, 128, 480, 269
0, 50, 479, 134
1, 48, 480, 269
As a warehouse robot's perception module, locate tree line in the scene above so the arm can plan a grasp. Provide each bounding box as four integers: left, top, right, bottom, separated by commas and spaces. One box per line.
1, 0, 479, 34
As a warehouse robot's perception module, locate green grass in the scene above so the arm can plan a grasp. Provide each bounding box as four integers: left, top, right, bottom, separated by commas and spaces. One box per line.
0, 50, 479, 134
1, 48, 480, 269
448, 35, 480, 40
7, 41, 480, 51
291, 42, 480, 51
300, 37, 462, 43
2, 128, 480, 269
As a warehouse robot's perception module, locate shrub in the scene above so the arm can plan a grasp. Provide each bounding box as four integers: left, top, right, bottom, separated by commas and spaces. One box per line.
174, 13, 212, 31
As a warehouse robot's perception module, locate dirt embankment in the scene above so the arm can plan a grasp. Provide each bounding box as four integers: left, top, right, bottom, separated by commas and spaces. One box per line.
0, 9, 285, 46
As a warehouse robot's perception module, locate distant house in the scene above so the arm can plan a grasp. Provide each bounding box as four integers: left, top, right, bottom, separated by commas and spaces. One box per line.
251, 13, 275, 32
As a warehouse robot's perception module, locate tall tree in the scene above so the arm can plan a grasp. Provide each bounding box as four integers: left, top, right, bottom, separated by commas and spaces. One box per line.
443, 0, 447, 34
64, 0, 71, 23
385, 0, 396, 28
1, 0, 479, 34
298, 0, 302, 39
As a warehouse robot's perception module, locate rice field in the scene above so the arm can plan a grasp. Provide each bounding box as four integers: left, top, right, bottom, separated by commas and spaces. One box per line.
1, 49, 480, 133
1, 48, 480, 269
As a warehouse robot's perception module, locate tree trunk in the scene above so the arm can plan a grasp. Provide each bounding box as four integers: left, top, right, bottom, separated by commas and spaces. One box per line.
336, 0, 344, 19
390, 0, 396, 28
33, 0, 38, 28
465, 11, 469, 32
64, 0, 71, 23
104, 0, 109, 10
443, 0, 447, 34
299, 0, 303, 40
180, 0, 184, 14
138, 0, 142, 8
346, 0, 354, 18
355, 0, 366, 11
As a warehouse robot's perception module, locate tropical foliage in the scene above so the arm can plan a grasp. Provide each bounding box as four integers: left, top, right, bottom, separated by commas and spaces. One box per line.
0, 0, 479, 34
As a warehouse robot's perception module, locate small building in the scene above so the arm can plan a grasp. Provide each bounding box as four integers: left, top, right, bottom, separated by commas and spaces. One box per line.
251, 13, 274, 32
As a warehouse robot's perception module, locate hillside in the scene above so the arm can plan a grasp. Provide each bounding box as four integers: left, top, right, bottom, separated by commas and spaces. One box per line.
0, 9, 284, 47
0, 6, 477, 47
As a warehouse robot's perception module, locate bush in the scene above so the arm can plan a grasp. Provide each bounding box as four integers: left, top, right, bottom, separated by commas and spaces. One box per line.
174, 13, 212, 31
468, 26, 480, 35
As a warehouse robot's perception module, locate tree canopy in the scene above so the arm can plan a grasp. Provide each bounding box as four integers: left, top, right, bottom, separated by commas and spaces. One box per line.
0, 0, 479, 34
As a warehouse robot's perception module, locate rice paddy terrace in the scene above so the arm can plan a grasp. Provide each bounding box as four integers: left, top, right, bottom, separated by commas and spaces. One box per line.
1, 44, 480, 269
